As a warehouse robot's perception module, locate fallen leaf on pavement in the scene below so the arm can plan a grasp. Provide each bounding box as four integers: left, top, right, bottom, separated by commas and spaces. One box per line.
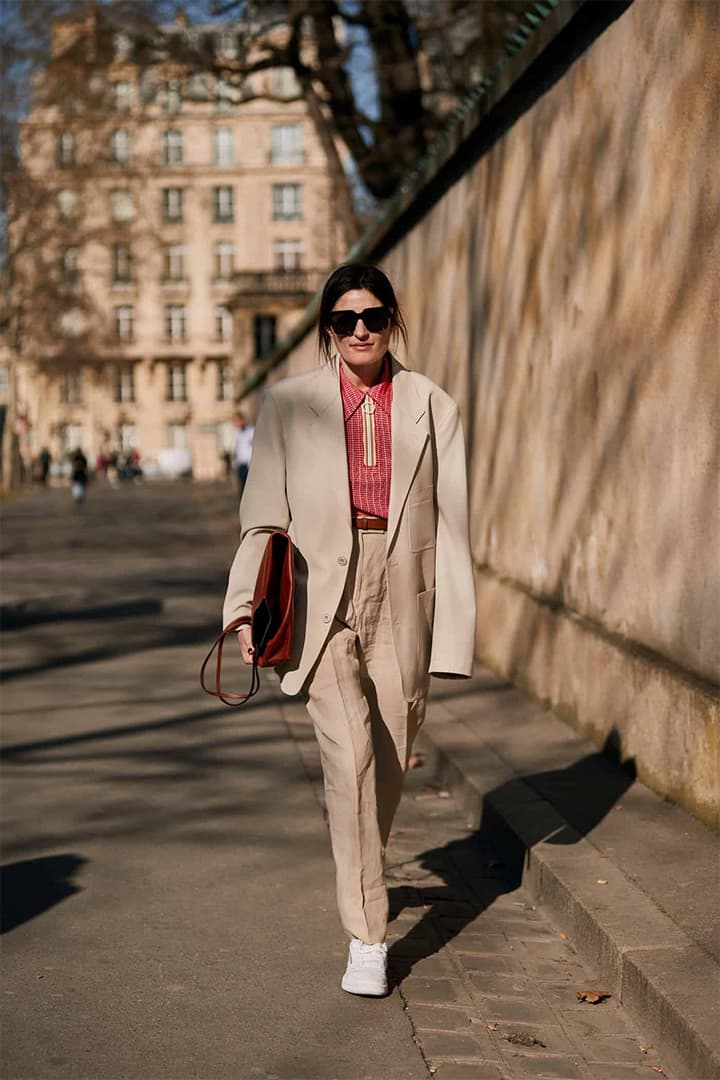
650, 1068, 664, 1075
559, 932, 567, 939
487, 1022, 498, 1031
577, 989, 612, 1004
597, 879, 609, 885
503, 1031, 546, 1048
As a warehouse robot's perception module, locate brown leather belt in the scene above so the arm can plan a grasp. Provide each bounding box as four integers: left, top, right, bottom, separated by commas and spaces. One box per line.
352, 515, 387, 531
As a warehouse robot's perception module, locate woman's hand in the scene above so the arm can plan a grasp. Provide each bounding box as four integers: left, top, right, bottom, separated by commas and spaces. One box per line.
237, 625, 255, 665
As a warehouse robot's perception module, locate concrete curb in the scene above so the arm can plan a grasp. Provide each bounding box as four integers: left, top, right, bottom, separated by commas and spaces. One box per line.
415, 715, 720, 1080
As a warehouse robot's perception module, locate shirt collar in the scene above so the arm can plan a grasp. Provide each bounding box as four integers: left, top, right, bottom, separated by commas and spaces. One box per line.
340, 355, 392, 419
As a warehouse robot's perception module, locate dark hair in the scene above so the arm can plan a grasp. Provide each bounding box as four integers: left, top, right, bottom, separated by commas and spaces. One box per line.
317, 262, 408, 363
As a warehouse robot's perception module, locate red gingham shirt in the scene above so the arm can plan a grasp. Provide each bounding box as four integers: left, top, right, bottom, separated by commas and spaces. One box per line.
340, 357, 393, 519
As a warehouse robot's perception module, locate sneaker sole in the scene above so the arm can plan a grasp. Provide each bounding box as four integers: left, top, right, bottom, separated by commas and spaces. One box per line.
341, 976, 388, 997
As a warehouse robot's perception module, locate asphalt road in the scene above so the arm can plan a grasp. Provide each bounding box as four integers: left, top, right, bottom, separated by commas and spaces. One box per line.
1, 482, 670, 1080
1, 482, 426, 1080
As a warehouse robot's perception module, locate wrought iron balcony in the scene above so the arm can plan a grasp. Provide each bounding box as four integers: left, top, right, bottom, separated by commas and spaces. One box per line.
231, 269, 326, 302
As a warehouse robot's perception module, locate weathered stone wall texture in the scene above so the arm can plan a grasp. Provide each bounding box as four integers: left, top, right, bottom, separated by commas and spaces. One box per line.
269, 0, 720, 825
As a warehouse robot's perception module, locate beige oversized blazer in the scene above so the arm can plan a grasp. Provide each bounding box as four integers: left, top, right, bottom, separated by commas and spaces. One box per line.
223, 355, 476, 701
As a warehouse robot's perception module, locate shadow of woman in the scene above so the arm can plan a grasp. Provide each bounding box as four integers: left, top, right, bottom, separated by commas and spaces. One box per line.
386, 731, 636, 989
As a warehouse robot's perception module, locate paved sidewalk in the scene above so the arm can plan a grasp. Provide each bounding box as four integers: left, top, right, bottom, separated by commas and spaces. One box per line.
285, 699, 673, 1080
1, 483, 713, 1079
1, 485, 425, 1080
411, 676, 719, 1079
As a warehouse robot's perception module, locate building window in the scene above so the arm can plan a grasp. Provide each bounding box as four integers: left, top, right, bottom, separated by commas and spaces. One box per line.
110, 129, 132, 165
110, 189, 135, 222
270, 67, 300, 98
213, 242, 234, 281
273, 239, 303, 271
213, 186, 234, 222
112, 80, 132, 111
253, 314, 277, 359
167, 421, 188, 449
114, 366, 135, 403
166, 362, 187, 401
215, 77, 238, 111
216, 360, 232, 401
114, 305, 135, 342
162, 187, 183, 223
161, 79, 182, 114
112, 243, 133, 283
60, 422, 85, 453
186, 73, 210, 102
165, 305, 186, 344
119, 423, 138, 450
113, 31, 132, 60
215, 305, 232, 343
213, 127, 234, 167
216, 29, 238, 58
60, 308, 85, 337
272, 183, 302, 221
60, 372, 83, 405
162, 129, 183, 167
163, 245, 185, 281
57, 189, 78, 219
60, 247, 80, 286
271, 124, 303, 165
139, 69, 156, 104
57, 132, 75, 167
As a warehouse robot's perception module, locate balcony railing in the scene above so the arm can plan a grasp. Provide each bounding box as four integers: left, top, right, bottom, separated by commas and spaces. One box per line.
232, 269, 326, 298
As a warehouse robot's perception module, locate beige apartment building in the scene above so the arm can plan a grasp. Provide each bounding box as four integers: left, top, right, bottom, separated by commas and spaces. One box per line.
11, 14, 346, 481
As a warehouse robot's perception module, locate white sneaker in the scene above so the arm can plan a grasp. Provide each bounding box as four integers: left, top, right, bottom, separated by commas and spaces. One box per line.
341, 938, 388, 997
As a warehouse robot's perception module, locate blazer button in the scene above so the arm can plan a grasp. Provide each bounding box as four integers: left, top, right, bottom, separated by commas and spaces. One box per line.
323, 613, 331, 623
337, 556, 348, 566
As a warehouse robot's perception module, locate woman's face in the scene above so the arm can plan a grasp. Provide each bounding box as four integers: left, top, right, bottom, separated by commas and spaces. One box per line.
328, 288, 393, 379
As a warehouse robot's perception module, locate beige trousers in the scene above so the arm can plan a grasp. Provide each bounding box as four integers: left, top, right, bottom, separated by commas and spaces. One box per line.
304, 529, 427, 944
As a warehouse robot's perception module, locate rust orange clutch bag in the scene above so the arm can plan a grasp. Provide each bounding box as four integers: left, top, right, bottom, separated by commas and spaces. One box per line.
200, 530, 294, 706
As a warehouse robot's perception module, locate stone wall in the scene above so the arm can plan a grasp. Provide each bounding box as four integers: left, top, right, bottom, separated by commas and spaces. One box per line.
259, 0, 720, 826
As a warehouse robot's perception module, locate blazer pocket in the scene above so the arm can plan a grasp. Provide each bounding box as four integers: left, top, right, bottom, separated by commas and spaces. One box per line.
409, 495, 436, 552
416, 587, 436, 676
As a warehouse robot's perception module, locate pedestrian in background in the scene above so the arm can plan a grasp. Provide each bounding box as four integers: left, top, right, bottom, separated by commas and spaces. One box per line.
223, 263, 475, 997
70, 447, 89, 503
231, 412, 254, 494
37, 447, 52, 485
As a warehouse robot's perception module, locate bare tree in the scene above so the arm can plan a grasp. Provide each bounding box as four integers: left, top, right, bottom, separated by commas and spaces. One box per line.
159, 0, 533, 203
0, 0, 173, 483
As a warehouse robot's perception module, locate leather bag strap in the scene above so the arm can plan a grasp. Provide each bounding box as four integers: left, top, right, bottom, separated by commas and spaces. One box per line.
200, 616, 260, 706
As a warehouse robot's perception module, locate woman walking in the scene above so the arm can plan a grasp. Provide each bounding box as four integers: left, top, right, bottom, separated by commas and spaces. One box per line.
224, 263, 476, 995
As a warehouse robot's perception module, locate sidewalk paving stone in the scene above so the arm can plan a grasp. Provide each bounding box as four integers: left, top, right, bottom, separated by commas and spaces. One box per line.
2, 486, 689, 1079
283, 695, 674, 1080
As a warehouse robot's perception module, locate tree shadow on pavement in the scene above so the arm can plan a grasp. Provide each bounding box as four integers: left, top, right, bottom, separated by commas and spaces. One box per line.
386, 732, 636, 989
1, 854, 87, 934
0, 599, 163, 632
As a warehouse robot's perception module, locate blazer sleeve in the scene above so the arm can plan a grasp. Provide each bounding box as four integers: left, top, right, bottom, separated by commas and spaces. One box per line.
222, 391, 290, 628
428, 403, 476, 677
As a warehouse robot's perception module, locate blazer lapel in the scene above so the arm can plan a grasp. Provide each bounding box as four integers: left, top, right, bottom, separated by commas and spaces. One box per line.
307, 359, 352, 533
387, 358, 428, 546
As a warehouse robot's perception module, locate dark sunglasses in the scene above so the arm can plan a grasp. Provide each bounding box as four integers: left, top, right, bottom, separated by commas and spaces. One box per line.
328, 306, 390, 336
